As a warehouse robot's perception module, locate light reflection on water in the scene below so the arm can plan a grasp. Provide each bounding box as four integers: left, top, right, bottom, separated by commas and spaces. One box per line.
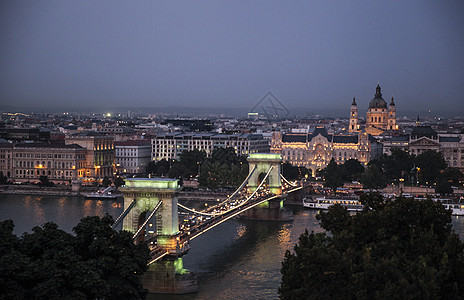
0, 194, 122, 234
1, 195, 464, 299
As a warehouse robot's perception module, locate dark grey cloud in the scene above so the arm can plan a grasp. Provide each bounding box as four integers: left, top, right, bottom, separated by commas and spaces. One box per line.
1, 1, 463, 115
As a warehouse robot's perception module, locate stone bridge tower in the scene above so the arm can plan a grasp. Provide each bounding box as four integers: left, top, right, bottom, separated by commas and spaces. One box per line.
247, 153, 282, 195
244, 153, 292, 221
120, 178, 197, 294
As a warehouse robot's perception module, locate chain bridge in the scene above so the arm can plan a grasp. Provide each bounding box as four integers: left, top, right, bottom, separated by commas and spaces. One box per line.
112, 153, 304, 294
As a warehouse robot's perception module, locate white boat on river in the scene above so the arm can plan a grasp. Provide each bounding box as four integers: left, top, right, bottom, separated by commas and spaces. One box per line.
303, 196, 363, 211
83, 186, 120, 199
431, 198, 464, 216
303, 195, 464, 216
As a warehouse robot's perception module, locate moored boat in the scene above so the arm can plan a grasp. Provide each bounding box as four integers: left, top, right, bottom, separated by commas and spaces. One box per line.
303, 195, 363, 211
431, 198, 464, 216
83, 186, 121, 199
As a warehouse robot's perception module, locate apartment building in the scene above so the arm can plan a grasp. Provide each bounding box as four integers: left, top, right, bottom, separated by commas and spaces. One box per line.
152, 132, 269, 161
0, 142, 86, 184
115, 140, 151, 174
65, 132, 115, 183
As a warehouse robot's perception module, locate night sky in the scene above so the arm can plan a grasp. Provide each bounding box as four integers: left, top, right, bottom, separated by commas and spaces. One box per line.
1, 1, 463, 115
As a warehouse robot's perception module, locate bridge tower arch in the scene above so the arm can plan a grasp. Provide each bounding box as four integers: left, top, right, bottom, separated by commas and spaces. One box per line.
120, 178, 197, 294
243, 153, 292, 221
247, 153, 282, 195
121, 178, 180, 247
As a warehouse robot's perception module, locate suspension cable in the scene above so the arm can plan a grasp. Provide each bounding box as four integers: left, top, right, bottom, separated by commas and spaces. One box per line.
112, 198, 136, 229
132, 200, 163, 240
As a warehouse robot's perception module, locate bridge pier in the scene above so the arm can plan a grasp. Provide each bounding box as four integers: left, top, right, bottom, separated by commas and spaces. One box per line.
120, 178, 198, 294
141, 258, 198, 294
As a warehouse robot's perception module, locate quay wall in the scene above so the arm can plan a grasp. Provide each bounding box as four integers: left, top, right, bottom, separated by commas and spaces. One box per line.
0, 184, 106, 197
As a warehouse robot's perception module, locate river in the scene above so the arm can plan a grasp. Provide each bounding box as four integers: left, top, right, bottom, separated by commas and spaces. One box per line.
1, 194, 464, 300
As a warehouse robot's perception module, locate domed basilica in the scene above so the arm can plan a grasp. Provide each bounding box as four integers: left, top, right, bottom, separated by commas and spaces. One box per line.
349, 84, 397, 135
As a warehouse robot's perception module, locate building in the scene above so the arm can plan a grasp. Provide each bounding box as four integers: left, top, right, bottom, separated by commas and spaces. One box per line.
350, 84, 397, 135
65, 132, 115, 183
0, 143, 13, 178
382, 125, 464, 171
0, 142, 86, 184
152, 132, 269, 161
349, 98, 359, 133
381, 135, 410, 155
271, 127, 381, 176
161, 119, 214, 132
115, 140, 151, 174
0, 127, 51, 142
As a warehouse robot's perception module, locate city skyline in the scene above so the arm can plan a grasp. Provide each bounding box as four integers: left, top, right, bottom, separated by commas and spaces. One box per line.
1, 1, 464, 115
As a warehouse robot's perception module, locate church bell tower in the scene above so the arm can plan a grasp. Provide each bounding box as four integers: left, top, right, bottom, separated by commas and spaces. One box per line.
388, 96, 397, 130
349, 97, 358, 133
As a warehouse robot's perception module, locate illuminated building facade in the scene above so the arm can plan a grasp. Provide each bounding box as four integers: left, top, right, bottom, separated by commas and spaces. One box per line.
271, 127, 381, 176
0, 142, 86, 184
152, 133, 269, 161
65, 132, 115, 182
383, 126, 464, 171
350, 84, 397, 135
115, 140, 151, 174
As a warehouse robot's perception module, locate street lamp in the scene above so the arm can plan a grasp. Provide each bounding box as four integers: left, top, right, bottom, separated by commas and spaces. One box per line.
416, 167, 420, 186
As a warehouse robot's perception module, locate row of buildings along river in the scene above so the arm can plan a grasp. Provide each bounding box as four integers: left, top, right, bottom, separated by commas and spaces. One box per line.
1, 85, 463, 185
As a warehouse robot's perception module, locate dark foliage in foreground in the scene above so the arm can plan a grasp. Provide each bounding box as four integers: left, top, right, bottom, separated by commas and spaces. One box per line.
0, 215, 150, 300
279, 193, 464, 299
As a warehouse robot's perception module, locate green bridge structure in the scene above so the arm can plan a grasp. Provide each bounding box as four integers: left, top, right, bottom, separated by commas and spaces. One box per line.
112, 153, 304, 294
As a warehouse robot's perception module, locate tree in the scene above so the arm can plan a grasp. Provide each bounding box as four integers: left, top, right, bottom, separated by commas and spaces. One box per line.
442, 167, 463, 186
381, 149, 415, 181
178, 149, 206, 178
145, 159, 170, 177
102, 176, 111, 187
211, 147, 241, 165
279, 194, 464, 299
0, 173, 7, 184
435, 178, 453, 195
113, 176, 125, 188
145, 161, 157, 175
340, 159, 364, 182
415, 150, 447, 185
282, 163, 310, 181
322, 159, 343, 193
167, 161, 185, 178
198, 148, 248, 189
39, 175, 54, 187
0, 216, 150, 299
359, 164, 387, 191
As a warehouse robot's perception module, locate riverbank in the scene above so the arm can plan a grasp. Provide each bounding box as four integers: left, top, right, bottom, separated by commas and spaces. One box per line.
0, 184, 110, 197
0, 184, 229, 200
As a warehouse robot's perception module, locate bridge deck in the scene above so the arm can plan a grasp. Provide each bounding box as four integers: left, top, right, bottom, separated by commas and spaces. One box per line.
147, 185, 302, 264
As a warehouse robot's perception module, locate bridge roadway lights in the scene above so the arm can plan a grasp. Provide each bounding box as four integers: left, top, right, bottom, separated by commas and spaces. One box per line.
120, 178, 198, 294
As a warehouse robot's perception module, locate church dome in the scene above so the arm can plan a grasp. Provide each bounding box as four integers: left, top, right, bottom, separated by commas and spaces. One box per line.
368, 84, 387, 109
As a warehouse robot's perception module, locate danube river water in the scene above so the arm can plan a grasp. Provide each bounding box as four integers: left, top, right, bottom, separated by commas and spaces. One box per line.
1, 194, 464, 300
